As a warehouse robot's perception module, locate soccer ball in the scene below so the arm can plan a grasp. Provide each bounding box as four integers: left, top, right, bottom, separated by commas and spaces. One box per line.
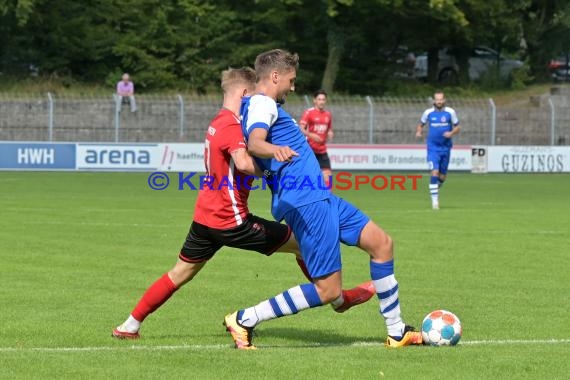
421, 310, 462, 346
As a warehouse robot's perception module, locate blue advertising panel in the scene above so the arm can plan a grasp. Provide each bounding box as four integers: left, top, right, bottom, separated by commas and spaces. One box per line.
0, 142, 76, 170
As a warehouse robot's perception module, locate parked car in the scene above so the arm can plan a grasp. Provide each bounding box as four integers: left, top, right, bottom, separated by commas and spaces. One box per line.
413, 46, 523, 83
548, 53, 570, 81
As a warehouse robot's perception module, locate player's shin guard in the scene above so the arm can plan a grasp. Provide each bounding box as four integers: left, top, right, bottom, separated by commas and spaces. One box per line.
131, 273, 178, 322
370, 260, 405, 338
237, 283, 323, 328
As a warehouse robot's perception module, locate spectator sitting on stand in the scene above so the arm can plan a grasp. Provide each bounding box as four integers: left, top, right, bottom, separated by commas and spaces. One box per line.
116, 73, 137, 113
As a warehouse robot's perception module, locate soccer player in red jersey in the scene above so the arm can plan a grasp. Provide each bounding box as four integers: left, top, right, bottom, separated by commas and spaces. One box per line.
112, 68, 374, 339
299, 90, 333, 187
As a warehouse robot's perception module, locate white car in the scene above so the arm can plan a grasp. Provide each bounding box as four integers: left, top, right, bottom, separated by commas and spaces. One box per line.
413, 46, 523, 83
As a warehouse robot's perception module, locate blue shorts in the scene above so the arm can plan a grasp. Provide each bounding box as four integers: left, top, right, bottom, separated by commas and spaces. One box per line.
283, 195, 370, 279
427, 150, 451, 174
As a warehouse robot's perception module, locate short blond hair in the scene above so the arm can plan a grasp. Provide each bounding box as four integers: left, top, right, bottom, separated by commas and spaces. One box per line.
221, 67, 256, 92
254, 49, 299, 79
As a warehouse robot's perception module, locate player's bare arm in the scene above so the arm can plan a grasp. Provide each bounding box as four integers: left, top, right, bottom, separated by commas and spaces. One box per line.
309, 133, 323, 143
230, 148, 262, 176
299, 121, 322, 142
247, 128, 298, 162
298, 121, 310, 136
443, 125, 461, 138
327, 130, 334, 142
415, 123, 424, 138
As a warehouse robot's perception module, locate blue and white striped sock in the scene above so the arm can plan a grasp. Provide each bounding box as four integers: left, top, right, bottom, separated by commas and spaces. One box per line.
371, 260, 405, 338
429, 176, 439, 203
237, 283, 323, 328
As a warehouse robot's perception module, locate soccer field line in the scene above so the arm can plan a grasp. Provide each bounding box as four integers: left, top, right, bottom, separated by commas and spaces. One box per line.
1, 339, 569, 353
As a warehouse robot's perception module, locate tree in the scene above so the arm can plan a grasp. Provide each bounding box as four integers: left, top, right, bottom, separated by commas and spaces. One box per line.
522, 0, 570, 80
1, 0, 567, 92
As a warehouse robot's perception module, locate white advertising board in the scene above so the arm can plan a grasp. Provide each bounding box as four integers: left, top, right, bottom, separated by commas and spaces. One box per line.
158, 143, 204, 172
76, 144, 161, 171
327, 144, 472, 171
486, 146, 570, 173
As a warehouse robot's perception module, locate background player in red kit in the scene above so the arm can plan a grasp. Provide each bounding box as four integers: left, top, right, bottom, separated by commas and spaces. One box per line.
112, 68, 374, 339
299, 90, 333, 187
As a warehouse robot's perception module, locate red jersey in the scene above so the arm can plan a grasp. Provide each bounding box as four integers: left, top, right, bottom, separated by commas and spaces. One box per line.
193, 108, 251, 229
299, 107, 332, 154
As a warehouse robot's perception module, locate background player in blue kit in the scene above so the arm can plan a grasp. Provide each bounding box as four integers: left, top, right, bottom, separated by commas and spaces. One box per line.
416, 91, 461, 210
223, 49, 422, 350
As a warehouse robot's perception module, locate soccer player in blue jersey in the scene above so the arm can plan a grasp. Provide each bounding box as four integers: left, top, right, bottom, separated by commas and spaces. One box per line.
416, 91, 461, 210
223, 49, 422, 349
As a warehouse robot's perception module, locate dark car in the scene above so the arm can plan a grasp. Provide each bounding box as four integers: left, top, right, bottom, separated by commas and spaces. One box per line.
414, 46, 523, 83
548, 54, 570, 81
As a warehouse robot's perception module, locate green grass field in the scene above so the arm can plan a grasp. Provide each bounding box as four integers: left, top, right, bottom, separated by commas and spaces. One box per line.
1, 172, 569, 379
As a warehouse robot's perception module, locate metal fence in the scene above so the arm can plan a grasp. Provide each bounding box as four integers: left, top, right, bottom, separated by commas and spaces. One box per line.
1, 91, 569, 145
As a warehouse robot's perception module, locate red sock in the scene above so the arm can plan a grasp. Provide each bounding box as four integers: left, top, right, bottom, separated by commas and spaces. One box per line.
131, 273, 178, 322
296, 258, 313, 282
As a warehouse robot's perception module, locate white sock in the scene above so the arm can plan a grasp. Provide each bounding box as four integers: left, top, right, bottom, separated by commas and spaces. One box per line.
372, 274, 405, 337
238, 302, 265, 328
330, 295, 344, 308
429, 184, 438, 203
121, 315, 141, 333
238, 284, 323, 328
387, 321, 405, 338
